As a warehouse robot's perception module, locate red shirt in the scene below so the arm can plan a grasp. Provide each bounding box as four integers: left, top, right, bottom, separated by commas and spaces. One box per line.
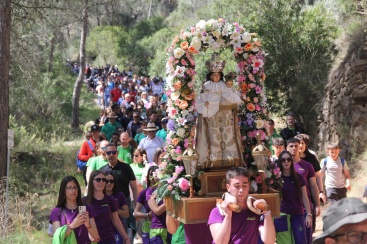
110, 88, 122, 103
77, 139, 96, 161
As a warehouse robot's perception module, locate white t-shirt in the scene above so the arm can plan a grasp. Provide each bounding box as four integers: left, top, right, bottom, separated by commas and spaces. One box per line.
321, 156, 348, 189
138, 136, 164, 163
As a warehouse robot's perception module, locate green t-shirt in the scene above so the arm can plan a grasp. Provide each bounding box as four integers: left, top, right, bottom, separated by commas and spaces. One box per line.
117, 146, 133, 164
156, 129, 167, 142
130, 163, 145, 183
86, 155, 108, 171
171, 223, 185, 244
134, 133, 146, 145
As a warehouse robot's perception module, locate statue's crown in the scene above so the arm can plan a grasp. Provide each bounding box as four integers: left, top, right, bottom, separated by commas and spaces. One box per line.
205, 53, 226, 73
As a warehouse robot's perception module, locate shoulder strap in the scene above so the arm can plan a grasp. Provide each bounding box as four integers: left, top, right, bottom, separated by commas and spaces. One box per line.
86, 140, 94, 151
340, 157, 345, 174
323, 158, 327, 167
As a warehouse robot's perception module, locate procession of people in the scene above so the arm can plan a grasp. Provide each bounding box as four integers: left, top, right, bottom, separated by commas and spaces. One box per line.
48, 57, 365, 244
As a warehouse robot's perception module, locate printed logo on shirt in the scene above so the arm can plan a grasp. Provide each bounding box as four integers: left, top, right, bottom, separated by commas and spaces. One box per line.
101, 204, 109, 207
246, 217, 256, 221
297, 168, 305, 171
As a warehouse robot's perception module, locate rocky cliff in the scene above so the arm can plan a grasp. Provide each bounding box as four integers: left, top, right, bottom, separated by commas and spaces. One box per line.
318, 32, 367, 159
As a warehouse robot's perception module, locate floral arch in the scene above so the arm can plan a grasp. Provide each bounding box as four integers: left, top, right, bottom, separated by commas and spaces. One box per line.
156, 19, 269, 202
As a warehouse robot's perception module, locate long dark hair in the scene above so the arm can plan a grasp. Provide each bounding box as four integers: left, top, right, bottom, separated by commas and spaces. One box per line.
86, 170, 106, 204
277, 151, 302, 198
105, 171, 120, 195
206, 71, 224, 82
56, 176, 82, 208
146, 166, 159, 188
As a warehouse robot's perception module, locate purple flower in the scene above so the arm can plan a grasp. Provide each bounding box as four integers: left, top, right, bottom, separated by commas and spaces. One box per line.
167, 119, 176, 132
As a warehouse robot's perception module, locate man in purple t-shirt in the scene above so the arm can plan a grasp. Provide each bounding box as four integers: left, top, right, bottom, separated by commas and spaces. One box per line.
207, 167, 275, 244
287, 137, 321, 244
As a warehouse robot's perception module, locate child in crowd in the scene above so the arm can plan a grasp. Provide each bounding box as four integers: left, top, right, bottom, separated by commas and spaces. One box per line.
270, 137, 285, 161
320, 142, 351, 204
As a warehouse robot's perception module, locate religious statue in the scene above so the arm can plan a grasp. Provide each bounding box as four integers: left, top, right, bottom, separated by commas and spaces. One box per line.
195, 53, 243, 170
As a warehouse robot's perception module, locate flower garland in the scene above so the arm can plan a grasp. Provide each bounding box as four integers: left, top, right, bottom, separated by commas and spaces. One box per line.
158, 19, 270, 201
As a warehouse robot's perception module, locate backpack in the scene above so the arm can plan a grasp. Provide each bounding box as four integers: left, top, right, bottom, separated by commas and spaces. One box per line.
322, 157, 345, 174
76, 140, 94, 170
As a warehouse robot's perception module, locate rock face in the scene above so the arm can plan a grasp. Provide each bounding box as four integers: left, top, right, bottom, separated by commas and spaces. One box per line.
318, 34, 367, 158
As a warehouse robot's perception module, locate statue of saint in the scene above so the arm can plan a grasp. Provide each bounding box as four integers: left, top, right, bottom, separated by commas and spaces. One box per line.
195, 54, 243, 170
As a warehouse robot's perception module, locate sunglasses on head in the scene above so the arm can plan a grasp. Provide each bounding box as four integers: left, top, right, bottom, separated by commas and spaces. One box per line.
281, 157, 292, 163
106, 179, 115, 184
106, 151, 117, 155
93, 177, 106, 182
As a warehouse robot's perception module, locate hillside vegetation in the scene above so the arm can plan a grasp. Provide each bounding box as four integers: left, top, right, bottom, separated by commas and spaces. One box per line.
2, 0, 367, 242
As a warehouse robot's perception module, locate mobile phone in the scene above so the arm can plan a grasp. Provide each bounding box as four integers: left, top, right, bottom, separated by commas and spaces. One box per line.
79, 206, 86, 214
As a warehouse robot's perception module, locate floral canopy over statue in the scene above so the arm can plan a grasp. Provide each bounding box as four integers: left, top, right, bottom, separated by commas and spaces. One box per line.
155, 19, 272, 203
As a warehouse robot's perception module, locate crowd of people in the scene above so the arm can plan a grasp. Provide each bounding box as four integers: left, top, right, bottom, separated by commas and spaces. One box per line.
47, 64, 367, 244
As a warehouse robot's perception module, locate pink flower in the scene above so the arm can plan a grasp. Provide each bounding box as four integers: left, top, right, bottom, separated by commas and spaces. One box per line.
187, 82, 194, 88
248, 74, 255, 81
175, 147, 182, 154
167, 178, 173, 184
178, 178, 190, 192
181, 59, 188, 66
255, 86, 262, 94
255, 105, 261, 111
253, 97, 258, 103
167, 185, 173, 191
166, 89, 172, 96
237, 75, 245, 82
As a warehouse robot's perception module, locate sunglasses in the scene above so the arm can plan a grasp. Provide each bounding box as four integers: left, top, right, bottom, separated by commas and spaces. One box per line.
106, 151, 117, 155
133, 116, 139, 119
101, 147, 107, 151
106, 179, 115, 184
93, 178, 106, 182
281, 158, 292, 163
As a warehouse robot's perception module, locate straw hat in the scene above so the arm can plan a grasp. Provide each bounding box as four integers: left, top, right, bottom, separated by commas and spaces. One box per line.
144, 122, 158, 131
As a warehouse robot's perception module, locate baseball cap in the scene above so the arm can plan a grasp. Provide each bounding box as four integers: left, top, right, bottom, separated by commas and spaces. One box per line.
90, 125, 99, 132
313, 197, 367, 244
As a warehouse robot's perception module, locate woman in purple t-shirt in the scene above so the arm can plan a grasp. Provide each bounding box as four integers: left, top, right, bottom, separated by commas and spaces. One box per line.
105, 171, 129, 244
134, 165, 158, 244
274, 151, 312, 244
146, 166, 171, 244
49, 176, 100, 243
85, 170, 131, 244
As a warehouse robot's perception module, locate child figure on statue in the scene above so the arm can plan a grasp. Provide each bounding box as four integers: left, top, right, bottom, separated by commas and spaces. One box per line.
195, 53, 243, 170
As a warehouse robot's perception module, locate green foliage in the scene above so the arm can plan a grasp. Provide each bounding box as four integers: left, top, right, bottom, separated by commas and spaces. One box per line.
86, 26, 126, 67
116, 16, 167, 74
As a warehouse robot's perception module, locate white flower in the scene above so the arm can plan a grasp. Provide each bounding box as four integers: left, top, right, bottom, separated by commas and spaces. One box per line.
230, 37, 242, 48
173, 48, 185, 59
177, 128, 186, 137
196, 20, 207, 30
207, 19, 220, 30
230, 31, 241, 40
181, 109, 189, 117
216, 38, 225, 46
182, 31, 192, 39
177, 117, 185, 125
212, 30, 221, 39
190, 37, 202, 51
174, 65, 186, 77
222, 26, 230, 36
243, 53, 249, 59
170, 90, 181, 100
188, 106, 194, 112
211, 41, 221, 50
166, 75, 174, 88
242, 32, 252, 43
252, 46, 260, 52
201, 35, 214, 44
255, 119, 265, 129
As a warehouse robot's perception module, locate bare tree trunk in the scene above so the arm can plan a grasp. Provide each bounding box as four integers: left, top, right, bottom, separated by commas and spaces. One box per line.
71, 0, 88, 129
48, 30, 57, 73
0, 0, 11, 178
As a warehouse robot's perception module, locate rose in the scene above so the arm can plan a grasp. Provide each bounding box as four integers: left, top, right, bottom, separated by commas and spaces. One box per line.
190, 37, 202, 51
244, 43, 253, 51
173, 48, 185, 59
180, 41, 189, 50
247, 103, 256, 112
177, 128, 185, 137
172, 138, 179, 146
173, 81, 182, 90
167, 185, 173, 191
178, 178, 190, 192
188, 46, 197, 53
179, 100, 189, 109
242, 32, 252, 43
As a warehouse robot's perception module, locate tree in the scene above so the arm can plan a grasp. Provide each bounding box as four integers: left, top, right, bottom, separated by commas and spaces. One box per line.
71, 0, 89, 129
0, 0, 11, 178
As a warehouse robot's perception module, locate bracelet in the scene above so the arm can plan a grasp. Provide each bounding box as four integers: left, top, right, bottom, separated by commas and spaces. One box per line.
145, 213, 149, 219
263, 211, 271, 216
306, 213, 312, 217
